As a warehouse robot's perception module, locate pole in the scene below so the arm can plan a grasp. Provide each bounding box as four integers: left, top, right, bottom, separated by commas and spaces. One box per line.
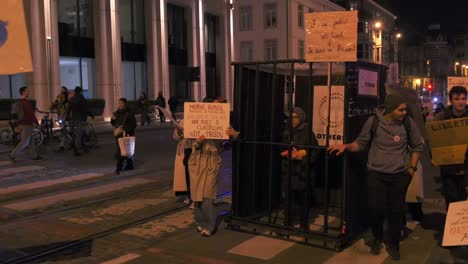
323, 62, 332, 234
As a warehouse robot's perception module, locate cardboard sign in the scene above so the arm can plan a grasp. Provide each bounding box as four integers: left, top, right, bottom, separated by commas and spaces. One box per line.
184, 102, 230, 139
312, 86, 345, 146
426, 117, 468, 165
447, 76, 468, 105
305, 10, 358, 62
442, 200, 468, 246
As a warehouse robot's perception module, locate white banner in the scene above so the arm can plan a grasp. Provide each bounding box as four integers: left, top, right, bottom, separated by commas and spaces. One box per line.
313, 86, 345, 146
442, 200, 468, 246
358, 69, 378, 96
447, 76, 468, 105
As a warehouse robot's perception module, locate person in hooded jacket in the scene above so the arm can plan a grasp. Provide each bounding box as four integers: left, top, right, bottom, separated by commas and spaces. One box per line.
280, 107, 320, 229
328, 94, 424, 260
111, 98, 137, 174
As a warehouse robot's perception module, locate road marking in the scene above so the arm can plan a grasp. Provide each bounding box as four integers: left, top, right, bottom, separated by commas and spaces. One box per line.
227, 236, 295, 260
100, 253, 141, 264
0, 172, 104, 195
0, 165, 45, 177
2, 178, 154, 211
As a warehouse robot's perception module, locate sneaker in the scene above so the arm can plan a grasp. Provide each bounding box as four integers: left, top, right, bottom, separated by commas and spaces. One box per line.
201, 229, 212, 237
386, 246, 400, 260
183, 198, 191, 205
368, 240, 383, 255
189, 203, 195, 210
196, 226, 203, 232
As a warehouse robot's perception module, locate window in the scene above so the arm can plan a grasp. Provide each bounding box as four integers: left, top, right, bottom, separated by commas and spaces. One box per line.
298, 40, 304, 59
298, 4, 304, 28
239, 6, 252, 31
240, 41, 254, 61
264, 3, 277, 28
264, 39, 277, 60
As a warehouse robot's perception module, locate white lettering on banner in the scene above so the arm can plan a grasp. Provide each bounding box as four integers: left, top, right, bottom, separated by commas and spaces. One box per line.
312, 86, 345, 146
347, 100, 376, 117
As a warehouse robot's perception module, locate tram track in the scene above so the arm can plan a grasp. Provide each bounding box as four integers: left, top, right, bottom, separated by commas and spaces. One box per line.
4, 191, 232, 264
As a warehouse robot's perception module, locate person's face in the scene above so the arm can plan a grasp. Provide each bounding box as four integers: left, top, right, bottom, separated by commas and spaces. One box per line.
390, 103, 408, 121
22, 88, 30, 98
118, 101, 126, 110
450, 93, 467, 112
292, 112, 301, 128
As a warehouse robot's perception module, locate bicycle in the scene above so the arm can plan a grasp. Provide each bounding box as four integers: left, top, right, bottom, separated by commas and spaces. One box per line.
36, 110, 56, 144
52, 120, 98, 152
0, 121, 43, 147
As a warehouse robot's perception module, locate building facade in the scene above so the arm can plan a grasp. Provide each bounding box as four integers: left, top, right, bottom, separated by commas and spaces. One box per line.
233, 0, 345, 63
0, 0, 234, 119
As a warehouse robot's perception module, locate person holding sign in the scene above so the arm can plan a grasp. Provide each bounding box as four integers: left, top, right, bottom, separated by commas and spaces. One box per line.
188, 97, 239, 237
328, 94, 424, 260
433, 86, 467, 209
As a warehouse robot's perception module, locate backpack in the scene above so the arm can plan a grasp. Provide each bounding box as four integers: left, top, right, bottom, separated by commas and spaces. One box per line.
369, 114, 412, 143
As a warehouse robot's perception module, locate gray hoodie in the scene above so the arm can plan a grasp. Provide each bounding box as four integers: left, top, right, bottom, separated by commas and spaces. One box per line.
355, 106, 424, 174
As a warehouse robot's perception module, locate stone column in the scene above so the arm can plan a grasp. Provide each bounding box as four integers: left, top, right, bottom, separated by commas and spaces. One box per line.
49, 0, 61, 99
27, 0, 49, 110
144, 0, 169, 100
192, 0, 206, 102
221, 0, 233, 104
94, 0, 122, 119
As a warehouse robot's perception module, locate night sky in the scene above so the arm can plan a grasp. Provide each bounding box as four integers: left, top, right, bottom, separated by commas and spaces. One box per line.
374, 0, 466, 41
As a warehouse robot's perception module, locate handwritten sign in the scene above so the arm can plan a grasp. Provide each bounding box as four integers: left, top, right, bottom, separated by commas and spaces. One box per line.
305, 10, 358, 62
426, 117, 468, 165
312, 86, 345, 146
184, 102, 230, 139
447, 76, 468, 105
358, 69, 378, 96
442, 200, 468, 246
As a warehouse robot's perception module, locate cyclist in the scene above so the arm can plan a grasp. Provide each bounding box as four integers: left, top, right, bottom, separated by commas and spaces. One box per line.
66, 86, 94, 156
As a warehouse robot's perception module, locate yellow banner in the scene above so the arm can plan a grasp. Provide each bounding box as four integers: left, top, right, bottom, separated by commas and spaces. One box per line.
0, 0, 33, 74
426, 117, 468, 165
304, 10, 358, 62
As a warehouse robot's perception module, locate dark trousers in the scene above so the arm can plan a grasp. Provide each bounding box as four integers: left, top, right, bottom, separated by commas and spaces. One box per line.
441, 174, 467, 210
158, 109, 165, 122
367, 171, 412, 248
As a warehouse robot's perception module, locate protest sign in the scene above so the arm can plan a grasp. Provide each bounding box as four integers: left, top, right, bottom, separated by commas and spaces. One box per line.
442, 200, 468, 246
184, 102, 230, 139
305, 10, 358, 62
426, 117, 468, 165
312, 85, 345, 146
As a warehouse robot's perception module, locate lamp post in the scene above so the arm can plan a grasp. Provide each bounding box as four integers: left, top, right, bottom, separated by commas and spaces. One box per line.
455, 62, 459, 76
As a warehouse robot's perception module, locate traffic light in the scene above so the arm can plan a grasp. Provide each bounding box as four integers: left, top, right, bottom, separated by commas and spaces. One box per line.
426, 83, 433, 91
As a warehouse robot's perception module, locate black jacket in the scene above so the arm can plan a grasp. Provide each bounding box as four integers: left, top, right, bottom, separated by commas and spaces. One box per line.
111, 108, 137, 137
66, 94, 91, 122
281, 123, 320, 190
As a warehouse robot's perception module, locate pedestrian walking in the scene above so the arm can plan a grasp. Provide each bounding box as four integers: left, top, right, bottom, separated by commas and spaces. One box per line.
50, 86, 68, 120
9, 87, 42, 162
111, 98, 137, 175
138, 92, 151, 126
328, 94, 424, 260
155, 91, 166, 122
66, 86, 93, 156
168, 95, 178, 121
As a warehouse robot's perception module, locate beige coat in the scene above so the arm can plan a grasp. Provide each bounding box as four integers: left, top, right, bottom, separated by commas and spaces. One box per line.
189, 139, 223, 202
172, 120, 192, 193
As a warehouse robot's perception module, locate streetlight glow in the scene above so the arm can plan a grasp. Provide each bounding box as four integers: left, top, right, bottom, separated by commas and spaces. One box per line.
396, 33, 401, 39
374, 22, 382, 29
456, 62, 459, 65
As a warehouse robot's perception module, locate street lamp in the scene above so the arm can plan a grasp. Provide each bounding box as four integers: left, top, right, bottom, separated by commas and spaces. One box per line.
455, 62, 460, 76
